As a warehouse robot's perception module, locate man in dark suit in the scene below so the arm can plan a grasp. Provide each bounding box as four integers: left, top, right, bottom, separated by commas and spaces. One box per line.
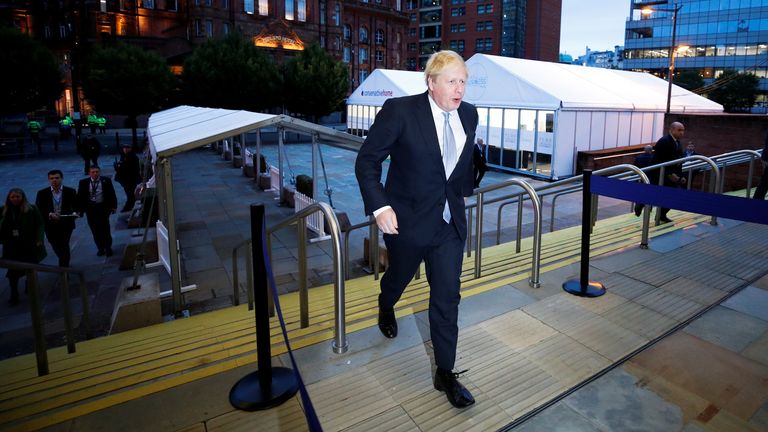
652, 122, 687, 223
355, 50, 478, 409
633, 145, 655, 217
753, 130, 768, 200
77, 165, 118, 256
35, 170, 78, 267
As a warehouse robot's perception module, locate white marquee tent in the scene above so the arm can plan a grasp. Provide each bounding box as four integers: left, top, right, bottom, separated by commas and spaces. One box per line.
148, 106, 362, 311
346, 69, 425, 134
345, 54, 723, 179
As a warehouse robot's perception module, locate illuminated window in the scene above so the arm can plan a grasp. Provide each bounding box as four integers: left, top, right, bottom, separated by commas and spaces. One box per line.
334, 3, 340, 25
258, 0, 268, 15
285, 0, 294, 20
320, 1, 326, 24
343, 47, 351, 62
297, 0, 306, 21
360, 27, 368, 43
343, 24, 351, 41
359, 47, 368, 63
244, 0, 254, 14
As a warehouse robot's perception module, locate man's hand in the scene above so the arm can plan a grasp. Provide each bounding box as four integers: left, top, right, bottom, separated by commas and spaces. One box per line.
49, 212, 60, 221
375, 208, 399, 235
669, 173, 680, 183
678, 177, 687, 186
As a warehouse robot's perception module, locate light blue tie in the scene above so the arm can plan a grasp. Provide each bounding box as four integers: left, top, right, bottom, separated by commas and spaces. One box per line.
442, 112, 457, 223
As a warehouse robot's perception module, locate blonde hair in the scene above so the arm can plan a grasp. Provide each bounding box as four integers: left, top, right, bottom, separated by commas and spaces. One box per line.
424, 50, 467, 85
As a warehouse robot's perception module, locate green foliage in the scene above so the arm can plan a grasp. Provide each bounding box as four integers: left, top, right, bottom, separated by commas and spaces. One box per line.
0, 26, 63, 117
283, 44, 349, 121
83, 43, 175, 117
673, 70, 704, 91
707, 70, 759, 112
182, 33, 282, 111
295, 174, 313, 198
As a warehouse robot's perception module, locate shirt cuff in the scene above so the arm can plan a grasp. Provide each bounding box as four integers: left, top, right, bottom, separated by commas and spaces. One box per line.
372, 205, 392, 217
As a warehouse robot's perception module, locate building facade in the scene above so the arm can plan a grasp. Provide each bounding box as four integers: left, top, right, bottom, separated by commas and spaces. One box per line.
624, 0, 768, 111
574, 45, 625, 69
403, 0, 560, 71
0, 0, 407, 116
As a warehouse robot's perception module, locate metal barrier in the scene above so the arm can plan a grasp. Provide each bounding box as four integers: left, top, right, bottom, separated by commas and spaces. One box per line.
0, 259, 89, 376
230, 201, 347, 354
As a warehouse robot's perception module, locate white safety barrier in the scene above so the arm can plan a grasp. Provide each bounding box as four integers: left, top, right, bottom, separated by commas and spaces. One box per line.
269, 165, 280, 195
146, 220, 197, 298
295, 191, 331, 242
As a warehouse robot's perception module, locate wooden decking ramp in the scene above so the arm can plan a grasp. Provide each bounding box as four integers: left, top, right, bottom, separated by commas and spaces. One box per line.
2, 207, 766, 431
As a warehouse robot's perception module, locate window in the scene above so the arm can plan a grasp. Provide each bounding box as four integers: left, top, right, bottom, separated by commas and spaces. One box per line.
222, 0, 228, 9
100, 0, 107, 12
449, 40, 464, 52
165, 0, 178, 10
475, 38, 484, 51
485, 37, 492, 51
140, 0, 154, 9
334, 3, 340, 25
343, 24, 351, 41
406, 0, 417, 9
297, 0, 306, 21
360, 70, 368, 83
205, 0, 211, 6
285, 0, 294, 20
375, 29, 385, 44
359, 47, 368, 63
343, 47, 351, 62
259, 0, 268, 15
451, 7, 465, 16
223, 22, 230, 34
476, 21, 484, 32
195, 19, 202, 36
360, 27, 368, 43
244, 0, 254, 14
407, 58, 417, 70
407, 42, 417, 52
450, 23, 465, 32
320, 1, 326, 24
376, 50, 384, 61
450, 0, 464, 3
205, 20, 213, 37
420, 25, 441, 39
410, 13, 417, 22
409, 28, 416, 36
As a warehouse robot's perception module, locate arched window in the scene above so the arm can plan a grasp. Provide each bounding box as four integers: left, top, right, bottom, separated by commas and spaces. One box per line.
375, 29, 385, 44
343, 24, 351, 41
359, 26, 368, 44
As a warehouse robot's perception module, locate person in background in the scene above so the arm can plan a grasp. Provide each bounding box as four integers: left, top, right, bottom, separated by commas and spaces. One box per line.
753, 130, 768, 200
35, 170, 78, 267
96, 114, 107, 134
27, 117, 42, 147
0, 188, 46, 305
77, 166, 117, 257
355, 50, 478, 409
87, 113, 98, 134
652, 122, 687, 223
473, 137, 488, 188
114, 143, 141, 212
633, 145, 655, 216
59, 115, 73, 140
81, 134, 101, 175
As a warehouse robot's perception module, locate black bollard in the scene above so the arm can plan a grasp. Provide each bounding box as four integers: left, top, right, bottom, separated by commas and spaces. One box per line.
230, 203, 299, 410
563, 170, 606, 297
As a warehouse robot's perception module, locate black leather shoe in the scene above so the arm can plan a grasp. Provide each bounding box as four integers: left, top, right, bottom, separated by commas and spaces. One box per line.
105, 248, 114, 257
378, 308, 397, 338
660, 216, 673, 223
634, 204, 643, 217
434, 368, 475, 408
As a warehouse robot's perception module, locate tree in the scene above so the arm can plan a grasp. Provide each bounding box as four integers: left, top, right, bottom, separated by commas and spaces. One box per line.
707, 70, 759, 113
181, 33, 282, 111
283, 43, 349, 122
0, 26, 63, 118
673, 70, 704, 91
83, 43, 175, 146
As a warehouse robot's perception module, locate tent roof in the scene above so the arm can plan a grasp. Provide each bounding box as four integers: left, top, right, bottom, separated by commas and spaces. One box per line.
464, 54, 723, 112
148, 106, 363, 159
346, 69, 426, 106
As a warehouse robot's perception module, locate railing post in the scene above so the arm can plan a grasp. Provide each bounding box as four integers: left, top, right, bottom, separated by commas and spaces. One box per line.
27, 270, 49, 376
298, 216, 309, 328
245, 246, 254, 311
232, 248, 240, 306
78, 272, 90, 338
61, 272, 76, 354
474, 191, 485, 279
266, 235, 275, 317
466, 206, 473, 257
516, 198, 523, 253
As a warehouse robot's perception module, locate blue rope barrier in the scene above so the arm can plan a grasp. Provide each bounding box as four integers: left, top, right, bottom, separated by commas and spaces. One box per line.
260, 219, 324, 432
591, 175, 768, 225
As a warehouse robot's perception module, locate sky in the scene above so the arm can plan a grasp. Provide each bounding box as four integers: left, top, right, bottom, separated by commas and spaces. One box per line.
559, 1, 631, 57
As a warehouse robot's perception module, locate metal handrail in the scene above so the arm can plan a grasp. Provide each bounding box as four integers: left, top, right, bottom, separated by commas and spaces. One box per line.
0, 259, 89, 376
472, 178, 542, 286
230, 201, 347, 354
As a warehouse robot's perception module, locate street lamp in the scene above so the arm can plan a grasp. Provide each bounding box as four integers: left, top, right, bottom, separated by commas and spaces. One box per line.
642, 2, 684, 114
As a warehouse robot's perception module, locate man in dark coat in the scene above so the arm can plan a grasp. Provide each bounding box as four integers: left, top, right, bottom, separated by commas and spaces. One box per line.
355, 50, 477, 409
754, 130, 768, 200
633, 145, 655, 216
35, 170, 78, 267
77, 165, 118, 256
652, 122, 687, 223
114, 144, 141, 212
81, 134, 101, 175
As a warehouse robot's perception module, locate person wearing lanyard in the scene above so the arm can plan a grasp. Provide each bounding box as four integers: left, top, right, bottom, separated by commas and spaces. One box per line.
0, 188, 46, 305
77, 165, 117, 257
35, 170, 79, 267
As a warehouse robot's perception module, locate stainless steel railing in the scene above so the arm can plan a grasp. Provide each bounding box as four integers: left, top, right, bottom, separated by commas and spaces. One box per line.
0, 259, 89, 376
230, 201, 347, 354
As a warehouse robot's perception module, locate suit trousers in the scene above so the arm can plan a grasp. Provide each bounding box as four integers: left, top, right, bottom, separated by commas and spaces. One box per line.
380, 221, 464, 370
85, 204, 112, 251
754, 163, 768, 200
45, 225, 74, 267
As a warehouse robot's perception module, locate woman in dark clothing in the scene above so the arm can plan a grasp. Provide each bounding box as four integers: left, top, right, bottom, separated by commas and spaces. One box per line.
114, 144, 141, 212
0, 188, 46, 305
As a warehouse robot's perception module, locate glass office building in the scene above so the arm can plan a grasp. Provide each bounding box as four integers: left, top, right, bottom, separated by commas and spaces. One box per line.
624, 0, 768, 111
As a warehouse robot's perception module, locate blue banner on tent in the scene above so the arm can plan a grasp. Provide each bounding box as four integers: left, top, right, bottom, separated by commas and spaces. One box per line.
590, 175, 768, 225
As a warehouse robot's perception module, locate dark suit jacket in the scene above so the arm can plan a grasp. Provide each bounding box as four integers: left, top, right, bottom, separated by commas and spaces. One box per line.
355, 92, 478, 244
652, 134, 683, 186
77, 176, 118, 211
35, 186, 78, 231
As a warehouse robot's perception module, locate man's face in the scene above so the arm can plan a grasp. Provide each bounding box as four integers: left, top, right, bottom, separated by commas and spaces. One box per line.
89, 168, 100, 180
686, 144, 695, 153
48, 174, 62, 189
428, 63, 467, 112
670, 125, 685, 140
